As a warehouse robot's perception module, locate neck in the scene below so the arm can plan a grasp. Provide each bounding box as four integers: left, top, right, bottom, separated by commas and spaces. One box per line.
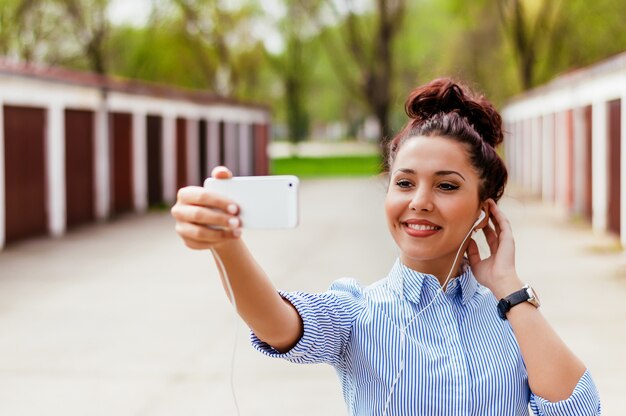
400, 253, 466, 288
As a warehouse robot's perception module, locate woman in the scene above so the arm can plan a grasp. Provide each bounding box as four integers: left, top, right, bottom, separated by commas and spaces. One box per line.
171, 78, 601, 415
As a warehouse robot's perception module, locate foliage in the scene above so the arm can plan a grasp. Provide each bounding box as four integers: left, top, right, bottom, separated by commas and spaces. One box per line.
271, 155, 383, 177
1, 0, 626, 144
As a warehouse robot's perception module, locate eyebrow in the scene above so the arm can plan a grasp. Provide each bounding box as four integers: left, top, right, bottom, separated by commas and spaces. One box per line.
393, 168, 466, 181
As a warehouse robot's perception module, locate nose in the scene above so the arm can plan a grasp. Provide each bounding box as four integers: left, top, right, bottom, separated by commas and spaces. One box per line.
408, 184, 434, 212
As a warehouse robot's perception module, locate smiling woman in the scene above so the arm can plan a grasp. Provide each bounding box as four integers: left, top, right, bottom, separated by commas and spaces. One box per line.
171, 77, 601, 415
385, 136, 484, 277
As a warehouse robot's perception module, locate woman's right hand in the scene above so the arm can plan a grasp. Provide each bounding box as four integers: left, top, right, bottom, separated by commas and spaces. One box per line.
171, 166, 241, 250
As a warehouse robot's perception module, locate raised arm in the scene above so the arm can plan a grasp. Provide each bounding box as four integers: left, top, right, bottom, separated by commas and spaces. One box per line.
467, 199, 588, 403
171, 167, 302, 352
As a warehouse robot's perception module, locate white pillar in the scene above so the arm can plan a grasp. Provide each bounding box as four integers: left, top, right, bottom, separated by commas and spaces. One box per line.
208, 119, 220, 175
513, 122, 521, 186
224, 122, 239, 175
503, 122, 512, 177
133, 111, 148, 212
554, 112, 567, 209
162, 114, 176, 203
0, 100, 5, 249
94, 100, 110, 220
239, 123, 253, 176
186, 118, 200, 186
572, 107, 587, 216
620, 97, 626, 246
592, 101, 608, 233
46, 104, 66, 237
523, 120, 533, 191
531, 117, 542, 196
541, 114, 555, 203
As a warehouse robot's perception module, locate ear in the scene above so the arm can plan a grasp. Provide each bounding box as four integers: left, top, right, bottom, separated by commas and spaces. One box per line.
475, 201, 491, 230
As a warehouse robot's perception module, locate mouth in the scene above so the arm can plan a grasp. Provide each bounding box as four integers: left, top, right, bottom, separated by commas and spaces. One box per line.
401, 220, 442, 237
404, 223, 442, 231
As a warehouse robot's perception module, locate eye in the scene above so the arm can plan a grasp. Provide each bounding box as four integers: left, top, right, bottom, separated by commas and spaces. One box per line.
395, 179, 413, 189
438, 182, 460, 191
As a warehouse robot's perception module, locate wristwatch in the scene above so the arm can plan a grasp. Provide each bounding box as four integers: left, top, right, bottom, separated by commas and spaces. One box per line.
497, 285, 540, 320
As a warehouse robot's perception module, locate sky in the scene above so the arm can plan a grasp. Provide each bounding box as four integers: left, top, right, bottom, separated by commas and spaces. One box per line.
107, 0, 152, 27
106, 0, 371, 54
107, 0, 285, 53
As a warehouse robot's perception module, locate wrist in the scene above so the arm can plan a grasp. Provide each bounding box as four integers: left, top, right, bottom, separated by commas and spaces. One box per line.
489, 275, 524, 300
213, 237, 244, 256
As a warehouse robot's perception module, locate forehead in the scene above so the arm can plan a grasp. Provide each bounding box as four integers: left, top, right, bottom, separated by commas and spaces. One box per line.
392, 136, 474, 174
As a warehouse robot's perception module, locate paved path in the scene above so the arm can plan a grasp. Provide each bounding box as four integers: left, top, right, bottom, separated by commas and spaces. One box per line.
0, 178, 623, 415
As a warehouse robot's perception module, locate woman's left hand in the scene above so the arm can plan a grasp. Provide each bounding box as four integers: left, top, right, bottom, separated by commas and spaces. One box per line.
466, 199, 524, 299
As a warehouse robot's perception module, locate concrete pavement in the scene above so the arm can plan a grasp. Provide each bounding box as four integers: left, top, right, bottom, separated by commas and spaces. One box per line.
0, 177, 624, 415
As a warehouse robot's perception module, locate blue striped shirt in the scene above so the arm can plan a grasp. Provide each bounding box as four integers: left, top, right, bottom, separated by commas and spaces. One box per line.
252, 259, 601, 415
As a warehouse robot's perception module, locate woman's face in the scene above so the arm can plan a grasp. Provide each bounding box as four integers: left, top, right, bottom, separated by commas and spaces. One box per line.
385, 135, 484, 277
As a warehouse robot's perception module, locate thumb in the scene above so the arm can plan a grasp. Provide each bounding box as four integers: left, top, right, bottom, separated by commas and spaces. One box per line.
211, 166, 233, 180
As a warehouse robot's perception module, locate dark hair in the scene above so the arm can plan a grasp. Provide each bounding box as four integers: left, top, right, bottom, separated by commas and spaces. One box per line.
387, 78, 508, 202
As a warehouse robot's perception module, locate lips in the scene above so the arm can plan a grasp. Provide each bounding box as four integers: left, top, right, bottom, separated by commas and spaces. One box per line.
402, 219, 442, 237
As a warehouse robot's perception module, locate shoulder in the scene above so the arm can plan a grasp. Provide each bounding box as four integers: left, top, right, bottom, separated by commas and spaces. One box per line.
327, 277, 394, 301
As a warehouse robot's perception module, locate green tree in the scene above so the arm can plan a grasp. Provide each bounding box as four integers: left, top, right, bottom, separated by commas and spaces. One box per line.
265, 0, 325, 146
313, 0, 407, 149
57, 0, 110, 74
173, 0, 263, 96
496, 0, 563, 90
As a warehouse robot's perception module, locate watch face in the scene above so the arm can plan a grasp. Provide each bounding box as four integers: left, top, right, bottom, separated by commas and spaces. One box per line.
525, 286, 541, 308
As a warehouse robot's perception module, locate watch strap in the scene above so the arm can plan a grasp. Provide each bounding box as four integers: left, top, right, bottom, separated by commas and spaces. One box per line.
497, 287, 531, 320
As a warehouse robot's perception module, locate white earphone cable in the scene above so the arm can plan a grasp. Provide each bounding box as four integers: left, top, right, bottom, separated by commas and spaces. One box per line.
381, 218, 480, 416
210, 248, 241, 416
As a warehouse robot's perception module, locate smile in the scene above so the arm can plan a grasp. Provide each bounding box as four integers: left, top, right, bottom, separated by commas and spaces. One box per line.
405, 223, 441, 231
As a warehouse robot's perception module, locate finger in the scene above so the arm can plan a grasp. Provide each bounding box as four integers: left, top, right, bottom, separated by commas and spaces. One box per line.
182, 231, 240, 250
482, 223, 499, 253
183, 239, 215, 250
171, 204, 239, 229
175, 186, 239, 215
175, 221, 237, 243
466, 239, 481, 267
212, 166, 233, 179
488, 200, 512, 242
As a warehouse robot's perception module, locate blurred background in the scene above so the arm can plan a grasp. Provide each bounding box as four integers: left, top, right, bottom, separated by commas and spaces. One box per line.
1, 0, 626, 414
2, 0, 626, 147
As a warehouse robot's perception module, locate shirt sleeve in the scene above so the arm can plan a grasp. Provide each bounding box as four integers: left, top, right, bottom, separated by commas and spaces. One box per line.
250, 278, 365, 366
529, 369, 601, 416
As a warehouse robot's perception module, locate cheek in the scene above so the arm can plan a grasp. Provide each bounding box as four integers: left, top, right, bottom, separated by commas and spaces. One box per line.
384, 192, 408, 225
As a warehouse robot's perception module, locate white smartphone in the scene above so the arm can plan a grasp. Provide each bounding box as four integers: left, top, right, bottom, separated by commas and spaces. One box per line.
203, 175, 299, 229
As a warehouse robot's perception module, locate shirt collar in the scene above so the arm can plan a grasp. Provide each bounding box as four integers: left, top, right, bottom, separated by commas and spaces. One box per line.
386, 258, 479, 305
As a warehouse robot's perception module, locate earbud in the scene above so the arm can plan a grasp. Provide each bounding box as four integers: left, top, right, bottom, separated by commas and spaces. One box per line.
473, 210, 486, 229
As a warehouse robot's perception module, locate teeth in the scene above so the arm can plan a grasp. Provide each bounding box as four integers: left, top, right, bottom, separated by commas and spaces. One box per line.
406, 223, 439, 231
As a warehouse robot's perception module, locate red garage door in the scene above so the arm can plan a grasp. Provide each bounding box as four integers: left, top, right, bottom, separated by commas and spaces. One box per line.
583, 106, 593, 222
3, 105, 47, 243
176, 117, 187, 189
147, 115, 163, 206
65, 109, 95, 227
198, 119, 207, 184
110, 112, 133, 215
607, 99, 621, 236
254, 123, 269, 175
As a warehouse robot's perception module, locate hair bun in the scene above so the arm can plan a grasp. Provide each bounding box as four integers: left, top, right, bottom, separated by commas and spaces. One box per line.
404, 78, 503, 148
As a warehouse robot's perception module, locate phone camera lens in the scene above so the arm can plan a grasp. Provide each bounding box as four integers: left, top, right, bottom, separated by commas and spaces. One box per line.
289, 183, 293, 187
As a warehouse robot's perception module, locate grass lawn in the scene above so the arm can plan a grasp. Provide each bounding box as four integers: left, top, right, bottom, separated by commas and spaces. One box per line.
271, 155, 383, 177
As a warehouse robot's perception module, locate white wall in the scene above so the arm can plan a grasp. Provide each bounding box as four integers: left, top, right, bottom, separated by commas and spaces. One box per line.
94, 100, 111, 221
46, 104, 66, 237
132, 111, 147, 212
502, 61, 626, 242
186, 118, 200, 186
0, 72, 269, 249
0, 98, 4, 248
591, 100, 608, 234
